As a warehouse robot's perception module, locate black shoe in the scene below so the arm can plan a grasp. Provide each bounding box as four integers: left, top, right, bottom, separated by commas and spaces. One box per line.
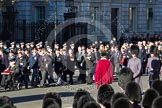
25, 86, 28, 89
78, 80, 86, 84
87, 82, 92, 85
69, 81, 73, 85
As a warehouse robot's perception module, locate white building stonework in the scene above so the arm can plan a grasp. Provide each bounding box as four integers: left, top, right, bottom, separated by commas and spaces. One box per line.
0, 0, 162, 42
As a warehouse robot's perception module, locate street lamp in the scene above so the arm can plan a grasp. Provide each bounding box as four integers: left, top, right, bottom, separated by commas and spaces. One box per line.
54, 0, 57, 44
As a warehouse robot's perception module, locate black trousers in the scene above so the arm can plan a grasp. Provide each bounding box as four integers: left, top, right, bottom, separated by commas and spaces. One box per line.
78, 69, 86, 83
62, 69, 74, 84
22, 72, 29, 88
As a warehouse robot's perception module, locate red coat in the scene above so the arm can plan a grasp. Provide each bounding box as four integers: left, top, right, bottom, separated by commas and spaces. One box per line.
95, 59, 114, 89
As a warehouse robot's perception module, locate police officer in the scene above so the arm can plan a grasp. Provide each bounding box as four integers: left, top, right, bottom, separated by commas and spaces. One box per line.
28, 48, 40, 87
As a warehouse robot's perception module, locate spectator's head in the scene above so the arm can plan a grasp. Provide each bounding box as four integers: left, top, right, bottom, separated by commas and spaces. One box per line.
83, 101, 100, 108
43, 92, 61, 108
130, 45, 139, 57
2, 104, 16, 108
152, 96, 162, 108
150, 45, 157, 56
125, 82, 142, 103
102, 101, 111, 108
77, 95, 95, 108
142, 89, 159, 108
112, 98, 132, 108
73, 89, 90, 108
151, 80, 162, 96
118, 67, 133, 91
46, 103, 60, 108
42, 98, 60, 108
97, 84, 114, 106
111, 92, 127, 107
0, 96, 14, 107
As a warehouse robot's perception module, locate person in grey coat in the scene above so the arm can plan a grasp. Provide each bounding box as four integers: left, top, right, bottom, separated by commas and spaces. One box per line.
38, 48, 52, 87
146, 45, 160, 88
127, 45, 143, 92
110, 45, 122, 75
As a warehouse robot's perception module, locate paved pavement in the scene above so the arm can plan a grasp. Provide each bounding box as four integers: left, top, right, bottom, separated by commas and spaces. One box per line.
0, 75, 155, 108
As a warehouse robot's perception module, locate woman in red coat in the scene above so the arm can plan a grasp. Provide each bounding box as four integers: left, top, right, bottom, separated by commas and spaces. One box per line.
95, 51, 114, 89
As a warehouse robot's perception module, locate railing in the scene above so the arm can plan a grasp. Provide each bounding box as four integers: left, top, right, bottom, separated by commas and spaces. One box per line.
0, 20, 55, 43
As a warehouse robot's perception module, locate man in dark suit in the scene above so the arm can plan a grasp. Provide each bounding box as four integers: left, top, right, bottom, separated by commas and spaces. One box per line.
28, 48, 40, 87
54, 49, 63, 85
76, 46, 86, 84
16, 52, 28, 88
61, 49, 68, 83
110, 45, 121, 75
138, 42, 147, 75
0, 48, 9, 84
38, 48, 52, 87
85, 47, 95, 84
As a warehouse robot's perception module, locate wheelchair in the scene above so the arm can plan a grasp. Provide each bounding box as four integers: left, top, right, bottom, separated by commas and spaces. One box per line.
1, 72, 22, 91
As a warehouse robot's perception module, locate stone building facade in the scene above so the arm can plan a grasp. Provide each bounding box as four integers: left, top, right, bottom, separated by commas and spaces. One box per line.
0, 0, 162, 43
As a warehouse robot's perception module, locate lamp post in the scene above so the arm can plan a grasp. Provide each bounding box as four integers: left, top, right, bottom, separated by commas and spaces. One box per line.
54, 0, 57, 44
1, 0, 18, 41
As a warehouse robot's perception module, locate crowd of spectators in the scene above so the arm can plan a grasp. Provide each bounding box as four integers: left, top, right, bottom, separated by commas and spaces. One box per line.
1, 79, 162, 108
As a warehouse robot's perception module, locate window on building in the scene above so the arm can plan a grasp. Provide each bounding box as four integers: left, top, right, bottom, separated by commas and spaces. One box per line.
147, 8, 153, 30
65, 0, 74, 7
35, 6, 45, 22
129, 7, 137, 32
91, 7, 99, 32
